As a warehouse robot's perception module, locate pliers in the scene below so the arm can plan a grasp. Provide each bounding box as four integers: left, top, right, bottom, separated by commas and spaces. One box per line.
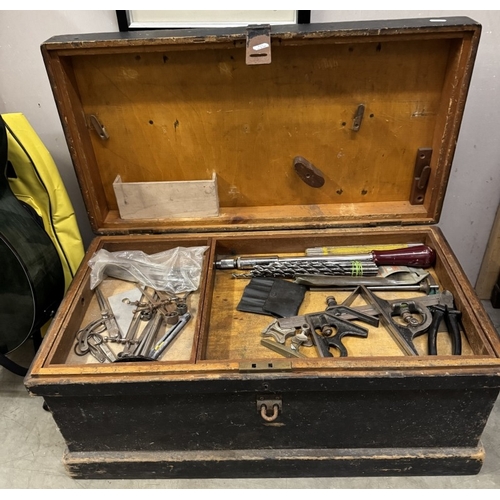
427, 293, 462, 355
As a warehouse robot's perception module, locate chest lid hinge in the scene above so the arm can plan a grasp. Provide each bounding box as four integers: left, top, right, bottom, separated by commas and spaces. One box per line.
410, 147, 432, 205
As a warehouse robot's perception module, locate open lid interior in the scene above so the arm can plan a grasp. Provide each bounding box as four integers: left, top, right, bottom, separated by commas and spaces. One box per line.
42, 17, 481, 234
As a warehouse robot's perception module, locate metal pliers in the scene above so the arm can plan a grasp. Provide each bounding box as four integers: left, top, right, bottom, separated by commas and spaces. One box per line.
427, 292, 462, 355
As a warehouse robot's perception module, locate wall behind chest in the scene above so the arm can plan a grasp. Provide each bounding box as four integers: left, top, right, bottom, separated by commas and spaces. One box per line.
0, 10, 118, 248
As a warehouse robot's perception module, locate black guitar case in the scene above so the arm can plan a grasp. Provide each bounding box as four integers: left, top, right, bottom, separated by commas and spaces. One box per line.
0, 116, 65, 375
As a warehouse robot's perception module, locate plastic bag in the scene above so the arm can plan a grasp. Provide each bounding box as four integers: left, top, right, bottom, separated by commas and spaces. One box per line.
88, 246, 209, 294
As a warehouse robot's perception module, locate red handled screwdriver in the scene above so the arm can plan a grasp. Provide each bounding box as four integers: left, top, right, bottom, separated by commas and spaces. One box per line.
357, 245, 436, 268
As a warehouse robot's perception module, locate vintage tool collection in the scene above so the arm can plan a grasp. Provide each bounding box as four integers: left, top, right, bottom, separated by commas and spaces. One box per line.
72, 245, 206, 364
77, 243, 463, 365
228, 244, 464, 359
74, 282, 192, 363
24, 18, 500, 479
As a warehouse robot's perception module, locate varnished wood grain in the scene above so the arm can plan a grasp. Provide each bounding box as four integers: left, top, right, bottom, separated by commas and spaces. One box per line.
40, 22, 480, 233
205, 262, 473, 361
73, 40, 447, 208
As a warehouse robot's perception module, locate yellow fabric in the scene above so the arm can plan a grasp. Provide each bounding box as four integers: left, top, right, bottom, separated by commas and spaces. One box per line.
2, 113, 84, 292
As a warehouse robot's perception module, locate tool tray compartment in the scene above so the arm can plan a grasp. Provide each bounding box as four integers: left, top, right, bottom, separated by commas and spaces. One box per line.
24, 17, 500, 479
35, 226, 499, 365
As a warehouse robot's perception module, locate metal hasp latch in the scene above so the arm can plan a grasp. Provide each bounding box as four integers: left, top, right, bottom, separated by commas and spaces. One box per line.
246, 24, 272, 65
410, 147, 432, 204
257, 396, 282, 422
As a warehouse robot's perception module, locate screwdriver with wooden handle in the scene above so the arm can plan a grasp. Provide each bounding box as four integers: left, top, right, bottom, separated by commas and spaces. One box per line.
215, 245, 436, 270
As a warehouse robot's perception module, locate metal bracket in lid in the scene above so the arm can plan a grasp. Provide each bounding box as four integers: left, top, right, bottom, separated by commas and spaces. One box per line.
89, 114, 109, 140
351, 104, 365, 131
293, 156, 325, 188
246, 24, 272, 65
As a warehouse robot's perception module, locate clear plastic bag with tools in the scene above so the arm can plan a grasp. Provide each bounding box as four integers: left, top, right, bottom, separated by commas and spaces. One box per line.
88, 246, 209, 294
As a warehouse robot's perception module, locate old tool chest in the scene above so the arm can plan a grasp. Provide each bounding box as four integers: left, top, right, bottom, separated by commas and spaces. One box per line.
24, 16, 500, 479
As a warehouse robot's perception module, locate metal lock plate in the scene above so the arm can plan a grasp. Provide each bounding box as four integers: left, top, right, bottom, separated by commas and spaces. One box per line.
246, 25, 272, 65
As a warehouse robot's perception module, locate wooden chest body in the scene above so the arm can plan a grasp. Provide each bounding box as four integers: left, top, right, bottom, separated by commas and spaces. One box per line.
24, 17, 500, 479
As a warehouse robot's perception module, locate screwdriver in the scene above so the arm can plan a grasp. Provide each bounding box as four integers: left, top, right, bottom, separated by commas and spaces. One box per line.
215, 245, 436, 270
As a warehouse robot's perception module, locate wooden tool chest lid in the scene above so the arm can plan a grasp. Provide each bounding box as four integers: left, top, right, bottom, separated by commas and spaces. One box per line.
41, 16, 481, 235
